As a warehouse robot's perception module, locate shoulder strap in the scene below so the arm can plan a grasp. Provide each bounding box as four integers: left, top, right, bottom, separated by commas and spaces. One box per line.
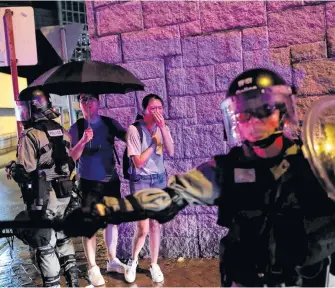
100, 116, 121, 165
76, 118, 85, 142
132, 121, 143, 143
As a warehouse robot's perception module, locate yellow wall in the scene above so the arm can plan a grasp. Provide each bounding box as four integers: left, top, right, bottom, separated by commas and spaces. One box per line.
0, 72, 28, 108
0, 116, 17, 135
0, 72, 28, 136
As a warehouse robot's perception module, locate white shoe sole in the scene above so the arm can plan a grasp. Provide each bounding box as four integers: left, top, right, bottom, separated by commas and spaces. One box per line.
125, 273, 136, 283
151, 276, 164, 283
89, 277, 105, 286
107, 266, 124, 273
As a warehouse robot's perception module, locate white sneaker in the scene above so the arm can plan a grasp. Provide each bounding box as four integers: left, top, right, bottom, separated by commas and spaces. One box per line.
150, 263, 164, 283
88, 265, 105, 286
107, 258, 126, 273
124, 259, 138, 283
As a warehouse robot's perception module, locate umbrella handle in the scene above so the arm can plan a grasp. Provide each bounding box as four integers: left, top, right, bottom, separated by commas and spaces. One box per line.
87, 106, 91, 148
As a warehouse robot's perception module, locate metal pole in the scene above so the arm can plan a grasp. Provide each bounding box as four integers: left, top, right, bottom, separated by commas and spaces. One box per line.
59, 107, 64, 126
60, 27, 76, 126
4, 9, 22, 138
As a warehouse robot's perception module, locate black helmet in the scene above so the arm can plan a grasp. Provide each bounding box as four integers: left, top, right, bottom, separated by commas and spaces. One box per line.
15, 88, 58, 122
220, 68, 298, 146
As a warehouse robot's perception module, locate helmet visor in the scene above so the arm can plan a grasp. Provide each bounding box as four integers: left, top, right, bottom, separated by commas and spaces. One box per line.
220, 85, 298, 145
15, 101, 32, 122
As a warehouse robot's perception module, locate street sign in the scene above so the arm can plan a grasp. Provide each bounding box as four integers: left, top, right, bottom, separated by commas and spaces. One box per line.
0, 7, 37, 67
40, 23, 84, 62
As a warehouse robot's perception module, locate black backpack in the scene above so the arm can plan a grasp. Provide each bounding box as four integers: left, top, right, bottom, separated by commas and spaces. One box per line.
122, 121, 143, 180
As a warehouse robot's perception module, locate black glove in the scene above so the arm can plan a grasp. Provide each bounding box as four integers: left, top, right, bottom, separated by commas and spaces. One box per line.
5, 160, 16, 180
61, 206, 107, 238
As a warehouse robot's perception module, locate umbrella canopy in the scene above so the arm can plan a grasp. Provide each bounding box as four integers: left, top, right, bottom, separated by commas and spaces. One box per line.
19, 60, 145, 100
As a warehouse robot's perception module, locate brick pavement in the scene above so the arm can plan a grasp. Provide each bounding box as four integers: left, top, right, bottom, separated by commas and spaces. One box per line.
0, 232, 220, 287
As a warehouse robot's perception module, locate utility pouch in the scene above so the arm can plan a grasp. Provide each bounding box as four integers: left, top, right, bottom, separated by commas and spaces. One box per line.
51, 177, 72, 198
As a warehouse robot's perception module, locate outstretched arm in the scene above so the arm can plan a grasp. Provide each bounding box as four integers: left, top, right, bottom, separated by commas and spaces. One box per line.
62, 161, 221, 237
97, 161, 220, 224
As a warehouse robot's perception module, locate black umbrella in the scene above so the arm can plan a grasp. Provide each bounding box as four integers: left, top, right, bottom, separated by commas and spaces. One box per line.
19, 60, 145, 100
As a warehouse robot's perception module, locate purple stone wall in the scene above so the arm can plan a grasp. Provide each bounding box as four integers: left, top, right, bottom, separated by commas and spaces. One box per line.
85, 0, 335, 259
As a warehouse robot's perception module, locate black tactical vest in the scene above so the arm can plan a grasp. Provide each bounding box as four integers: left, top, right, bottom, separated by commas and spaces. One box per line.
214, 139, 335, 286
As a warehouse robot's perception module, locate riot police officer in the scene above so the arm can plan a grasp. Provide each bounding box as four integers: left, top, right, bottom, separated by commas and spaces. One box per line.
63, 68, 335, 286
9, 88, 79, 287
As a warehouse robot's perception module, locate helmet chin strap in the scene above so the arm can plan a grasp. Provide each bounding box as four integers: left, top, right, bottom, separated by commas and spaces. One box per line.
246, 131, 283, 148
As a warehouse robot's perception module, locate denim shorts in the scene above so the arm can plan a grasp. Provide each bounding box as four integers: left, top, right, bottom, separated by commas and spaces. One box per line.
129, 172, 167, 194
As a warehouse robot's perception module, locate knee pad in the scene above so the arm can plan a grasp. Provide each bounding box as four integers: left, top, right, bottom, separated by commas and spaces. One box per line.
59, 254, 76, 271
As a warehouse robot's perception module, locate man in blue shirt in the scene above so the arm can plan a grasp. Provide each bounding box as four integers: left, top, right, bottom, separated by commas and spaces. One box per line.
69, 93, 126, 286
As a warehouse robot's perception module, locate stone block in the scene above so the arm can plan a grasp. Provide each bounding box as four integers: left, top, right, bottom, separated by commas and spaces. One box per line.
162, 214, 197, 238
196, 93, 225, 124
167, 66, 215, 96
268, 5, 325, 47
200, 2, 266, 33
142, 1, 199, 29
244, 47, 292, 84
96, 2, 143, 36
90, 35, 122, 64
183, 124, 226, 158
266, 1, 303, 12
199, 228, 228, 258
291, 41, 327, 63
93, 1, 117, 8
169, 96, 196, 119
122, 26, 181, 61
180, 205, 218, 216
197, 214, 223, 229
242, 27, 268, 51
215, 62, 243, 92
165, 56, 183, 71
118, 222, 136, 238
99, 107, 137, 129
327, 28, 335, 57
295, 96, 322, 120
161, 237, 199, 258
182, 31, 242, 67
293, 60, 335, 96
192, 158, 212, 168
164, 120, 184, 160
105, 93, 135, 108
326, 2, 335, 28
121, 60, 165, 80
164, 159, 194, 176
180, 21, 201, 37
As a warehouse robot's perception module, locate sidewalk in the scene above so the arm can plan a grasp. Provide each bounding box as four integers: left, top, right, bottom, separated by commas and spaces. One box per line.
0, 233, 220, 287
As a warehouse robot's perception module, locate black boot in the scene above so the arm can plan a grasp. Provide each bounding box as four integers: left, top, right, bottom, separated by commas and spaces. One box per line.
64, 266, 79, 287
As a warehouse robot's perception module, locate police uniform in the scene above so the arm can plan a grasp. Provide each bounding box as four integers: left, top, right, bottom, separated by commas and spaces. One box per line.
12, 89, 78, 287
64, 69, 335, 287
